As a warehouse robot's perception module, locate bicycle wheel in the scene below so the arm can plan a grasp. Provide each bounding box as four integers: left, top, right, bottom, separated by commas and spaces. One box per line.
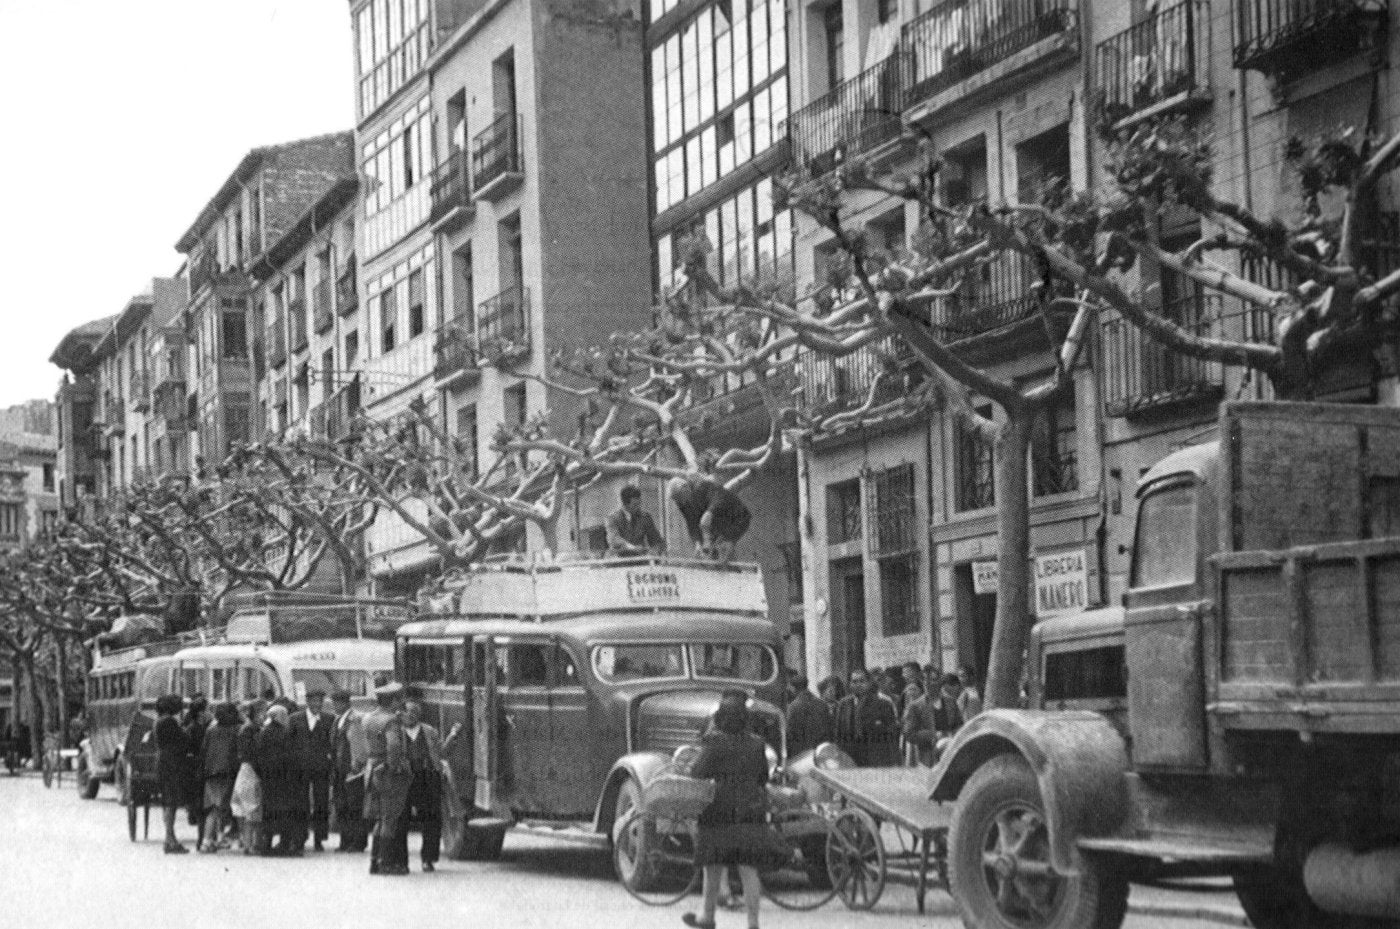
613, 810, 701, 906
761, 810, 842, 911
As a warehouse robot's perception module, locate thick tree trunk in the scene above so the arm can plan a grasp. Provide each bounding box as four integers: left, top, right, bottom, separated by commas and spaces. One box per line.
54, 637, 69, 747
984, 412, 1034, 710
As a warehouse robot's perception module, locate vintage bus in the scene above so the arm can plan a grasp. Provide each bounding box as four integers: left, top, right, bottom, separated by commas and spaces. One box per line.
80, 599, 405, 811
396, 557, 788, 870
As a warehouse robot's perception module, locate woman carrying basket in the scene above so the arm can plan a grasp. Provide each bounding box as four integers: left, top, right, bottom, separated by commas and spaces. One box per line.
682, 690, 776, 929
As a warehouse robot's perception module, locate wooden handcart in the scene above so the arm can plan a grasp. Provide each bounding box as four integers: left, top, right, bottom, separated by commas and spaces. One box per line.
811, 765, 954, 913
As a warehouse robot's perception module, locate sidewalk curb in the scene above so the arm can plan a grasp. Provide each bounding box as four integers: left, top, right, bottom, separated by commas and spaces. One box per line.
1128, 901, 1250, 926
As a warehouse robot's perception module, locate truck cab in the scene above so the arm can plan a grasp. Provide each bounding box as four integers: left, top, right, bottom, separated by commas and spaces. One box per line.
933, 402, 1400, 929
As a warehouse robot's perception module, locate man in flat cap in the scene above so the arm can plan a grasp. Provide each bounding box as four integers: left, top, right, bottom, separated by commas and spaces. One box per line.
363, 682, 411, 875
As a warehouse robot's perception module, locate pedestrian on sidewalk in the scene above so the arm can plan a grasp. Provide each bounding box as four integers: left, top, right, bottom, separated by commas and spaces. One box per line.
683, 691, 777, 929
329, 689, 369, 853
199, 702, 241, 852
231, 700, 265, 853
364, 682, 411, 876
153, 694, 191, 854
254, 704, 302, 856
398, 700, 444, 873
290, 690, 335, 852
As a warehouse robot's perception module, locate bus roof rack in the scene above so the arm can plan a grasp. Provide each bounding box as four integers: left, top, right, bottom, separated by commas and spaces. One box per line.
421, 555, 768, 621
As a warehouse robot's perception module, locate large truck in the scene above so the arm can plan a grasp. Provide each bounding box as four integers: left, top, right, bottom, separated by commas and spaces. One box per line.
934, 402, 1400, 929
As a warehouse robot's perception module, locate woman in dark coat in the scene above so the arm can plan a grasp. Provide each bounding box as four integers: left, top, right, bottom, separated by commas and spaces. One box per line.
182, 696, 210, 828
253, 704, 302, 856
199, 702, 241, 852
684, 691, 771, 929
153, 694, 191, 854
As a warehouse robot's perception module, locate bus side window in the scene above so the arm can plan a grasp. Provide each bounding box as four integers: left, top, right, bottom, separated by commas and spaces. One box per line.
446, 645, 467, 686
553, 645, 580, 688
510, 644, 549, 688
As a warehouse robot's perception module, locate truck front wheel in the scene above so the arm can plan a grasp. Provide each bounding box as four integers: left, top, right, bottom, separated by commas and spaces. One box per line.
948, 754, 1128, 929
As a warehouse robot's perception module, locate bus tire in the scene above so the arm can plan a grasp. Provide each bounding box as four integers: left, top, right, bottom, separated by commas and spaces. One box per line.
948, 754, 1128, 929
458, 817, 510, 861
612, 777, 660, 892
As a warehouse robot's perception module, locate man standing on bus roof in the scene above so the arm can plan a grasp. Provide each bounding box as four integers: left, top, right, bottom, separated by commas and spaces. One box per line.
607, 485, 664, 556
291, 690, 335, 853
330, 689, 369, 853
363, 681, 411, 876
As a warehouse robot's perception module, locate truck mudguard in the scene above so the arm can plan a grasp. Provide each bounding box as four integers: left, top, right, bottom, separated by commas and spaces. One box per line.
593, 751, 674, 833
930, 710, 1131, 874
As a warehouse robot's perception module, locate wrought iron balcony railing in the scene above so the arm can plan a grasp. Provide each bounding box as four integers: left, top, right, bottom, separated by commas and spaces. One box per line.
312, 279, 334, 333
130, 372, 151, 412
901, 0, 1078, 107
799, 337, 913, 414
430, 151, 473, 222
472, 113, 523, 195
337, 256, 358, 316
268, 324, 287, 368
325, 378, 361, 442
476, 286, 530, 362
1096, 1, 1208, 125
434, 314, 479, 380
788, 58, 906, 174
1234, 0, 1387, 77
1099, 295, 1244, 417
288, 298, 308, 353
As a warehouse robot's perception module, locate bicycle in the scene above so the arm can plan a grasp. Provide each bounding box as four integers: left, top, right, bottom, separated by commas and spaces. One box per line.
612, 806, 844, 912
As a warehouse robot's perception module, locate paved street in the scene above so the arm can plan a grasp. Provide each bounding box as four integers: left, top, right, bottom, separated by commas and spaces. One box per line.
0, 774, 1242, 929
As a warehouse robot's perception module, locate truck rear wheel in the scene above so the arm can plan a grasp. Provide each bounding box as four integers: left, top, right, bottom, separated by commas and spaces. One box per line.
948, 754, 1128, 929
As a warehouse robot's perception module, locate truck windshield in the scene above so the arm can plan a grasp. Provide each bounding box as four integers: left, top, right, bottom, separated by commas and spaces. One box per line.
593, 644, 685, 682
689, 643, 777, 684
1131, 480, 1198, 589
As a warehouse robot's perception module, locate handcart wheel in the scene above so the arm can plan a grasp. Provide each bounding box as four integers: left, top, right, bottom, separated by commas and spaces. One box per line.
612, 809, 701, 906
760, 809, 841, 911
827, 807, 886, 910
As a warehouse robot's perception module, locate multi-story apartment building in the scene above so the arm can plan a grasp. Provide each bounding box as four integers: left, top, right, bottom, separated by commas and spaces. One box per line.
174, 133, 355, 472
86, 281, 186, 494
783, 0, 1400, 682
0, 400, 59, 549
250, 177, 361, 442
51, 318, 114, 517
640, 0, 803, 661
350, 0, 656, 595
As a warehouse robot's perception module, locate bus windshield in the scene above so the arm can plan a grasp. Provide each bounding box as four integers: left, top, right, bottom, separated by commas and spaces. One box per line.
689, 643, 776, 684
290, 669, 376, 699
593, 644, 685, 683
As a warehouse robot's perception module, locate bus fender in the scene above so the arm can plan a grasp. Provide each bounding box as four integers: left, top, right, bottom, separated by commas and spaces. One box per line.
593, 751, 671, 834
930, 709, 1130, 875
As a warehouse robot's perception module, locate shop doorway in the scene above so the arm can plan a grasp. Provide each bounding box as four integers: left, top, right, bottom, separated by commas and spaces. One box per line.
829, 558, 866, 677
955, 562, 997, 686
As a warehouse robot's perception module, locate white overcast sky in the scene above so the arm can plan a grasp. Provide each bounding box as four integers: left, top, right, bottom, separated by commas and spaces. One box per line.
0, 0, 355, 408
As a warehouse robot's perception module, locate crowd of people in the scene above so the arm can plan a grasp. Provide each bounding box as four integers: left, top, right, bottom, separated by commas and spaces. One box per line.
151, 682, 460, 876
784, 663, 982, 767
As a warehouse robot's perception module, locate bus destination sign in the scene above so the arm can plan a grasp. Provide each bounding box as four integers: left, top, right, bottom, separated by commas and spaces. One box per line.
625, 568, 681, 603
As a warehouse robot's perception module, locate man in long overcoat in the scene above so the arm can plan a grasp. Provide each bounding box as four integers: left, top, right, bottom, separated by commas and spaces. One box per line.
330, 689, 369, 852
254, 704, 303, 855
290, 690, 336, 852
363, 682, 411, 875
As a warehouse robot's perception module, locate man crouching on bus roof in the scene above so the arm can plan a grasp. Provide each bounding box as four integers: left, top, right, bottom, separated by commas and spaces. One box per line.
363, 682, 411, 876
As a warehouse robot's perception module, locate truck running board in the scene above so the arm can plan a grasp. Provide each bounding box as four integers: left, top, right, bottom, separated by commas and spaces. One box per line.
1077, 836, 1272, 865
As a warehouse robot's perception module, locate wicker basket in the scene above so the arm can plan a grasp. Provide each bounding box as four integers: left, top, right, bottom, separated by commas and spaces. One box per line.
640, 773, 716, 820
